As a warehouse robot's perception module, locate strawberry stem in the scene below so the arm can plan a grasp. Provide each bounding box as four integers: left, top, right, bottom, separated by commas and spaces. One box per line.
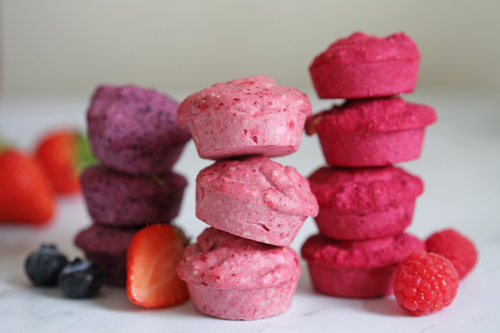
75, 134, 98, 171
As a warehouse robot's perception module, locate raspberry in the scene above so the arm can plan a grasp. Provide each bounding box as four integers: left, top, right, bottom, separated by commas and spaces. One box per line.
393, 250, 459, 316
425, 228, 478, 279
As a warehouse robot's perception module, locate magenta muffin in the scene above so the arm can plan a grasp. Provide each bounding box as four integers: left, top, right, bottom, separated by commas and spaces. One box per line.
80, 165, 187, 227
301, 233, 425, 298
87, 85, 191, 174
177, 75, 312, 159
177, 227, 301, 320
309, 32, 420, 99
196, 156, 319, 246
308, 165, 424, 241
305, 97, 437, 167
74, 224, 141, 286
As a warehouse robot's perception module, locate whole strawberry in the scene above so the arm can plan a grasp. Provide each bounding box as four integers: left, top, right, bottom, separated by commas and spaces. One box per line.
35, 129, 97, 195
425, 228, 478, 279
0, 149, 56, 225
393, 250, 459, 316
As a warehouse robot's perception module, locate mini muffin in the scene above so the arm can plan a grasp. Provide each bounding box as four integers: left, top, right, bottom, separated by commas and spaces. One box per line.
309, 32, 420, 99
87, 85, 191, 174
308, 165, 423, 241
177, 75, 312, 159
305, 97, 437, 167
74, 224, 141, 286
196, 156, 319, 246
301, 233, 425, 298
80, 165, 187, 227
177, 227, 301, 320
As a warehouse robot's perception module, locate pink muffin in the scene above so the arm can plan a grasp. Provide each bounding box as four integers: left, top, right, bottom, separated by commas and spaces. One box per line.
308, 166, 423, 240
309, 32, 420, 99
196, 156, 319, 246
80, 165, 187, 227
177, 75, 312, 159
177, 227, 301, 320
301, 233, 425, 298
87, 85, 191, 174
74, 224, 141, 286
305, 97, 437, 167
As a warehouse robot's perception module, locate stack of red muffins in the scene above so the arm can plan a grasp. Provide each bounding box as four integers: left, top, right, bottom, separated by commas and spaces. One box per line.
301, 32, 437, 298
175, 75, 319, 320
74, 85, 191, 286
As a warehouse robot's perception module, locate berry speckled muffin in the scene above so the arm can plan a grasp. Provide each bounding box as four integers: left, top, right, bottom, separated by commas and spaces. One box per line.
309, 32, 420, 99
80, 165, 187, 227
87, 85, 191, 174
301, 232, 425, 298
305, 97, 436, 167
177, 75, 312, 159
177, 228, 301, 320
308, 165, 423, 240
196, 156, 318, 246
74, 224, 141, 286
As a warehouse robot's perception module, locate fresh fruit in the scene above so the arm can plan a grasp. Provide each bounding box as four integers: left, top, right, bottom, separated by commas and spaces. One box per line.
425, 228, 478, 279
0, 149, 56, 225
35, 129, 97, 195
25, 244, 69, 286
127, 224, 189, 308
58, 258, 104, 298
393, 250, 459, 316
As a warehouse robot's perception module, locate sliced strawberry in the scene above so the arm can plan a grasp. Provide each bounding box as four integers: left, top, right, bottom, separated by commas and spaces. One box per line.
35, 129, 97, 195
304, 113, 324, 135
0, 149, 56, 225
127, 224, 189, 308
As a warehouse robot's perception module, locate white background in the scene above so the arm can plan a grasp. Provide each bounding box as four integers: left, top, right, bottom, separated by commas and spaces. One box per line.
1, 0, 499, 98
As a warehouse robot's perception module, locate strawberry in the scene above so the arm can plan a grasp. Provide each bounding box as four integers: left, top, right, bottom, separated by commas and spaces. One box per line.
127, 224, 189, 308
0, 149, 56, 225
35, 129, 97, 195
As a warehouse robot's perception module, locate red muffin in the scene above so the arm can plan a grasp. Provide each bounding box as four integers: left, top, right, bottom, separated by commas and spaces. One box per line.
301, 233, 425, 298
309, 32, 420, 99
305, 97, 437, 167
74, 225, 141, 286
308, 165, 423, 241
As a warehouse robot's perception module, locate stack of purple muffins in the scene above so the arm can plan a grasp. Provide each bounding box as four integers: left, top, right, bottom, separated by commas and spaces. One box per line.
75, 85, 191, 286
301, 32, 437, 298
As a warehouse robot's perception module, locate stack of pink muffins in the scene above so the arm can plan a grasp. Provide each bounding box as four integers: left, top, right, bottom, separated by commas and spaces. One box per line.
301, 32, 437, 298
175, 76, 319, 320
74, 85, 191, 286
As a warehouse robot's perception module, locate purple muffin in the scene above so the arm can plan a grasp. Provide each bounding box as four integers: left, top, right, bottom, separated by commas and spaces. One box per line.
87, 85, 191, 174
80, 165, 187, 227
74, 224, 141, 286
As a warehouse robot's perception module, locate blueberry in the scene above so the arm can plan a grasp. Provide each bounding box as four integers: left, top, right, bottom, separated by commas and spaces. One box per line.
58, 258, 104, 299
25, 244, 68, 286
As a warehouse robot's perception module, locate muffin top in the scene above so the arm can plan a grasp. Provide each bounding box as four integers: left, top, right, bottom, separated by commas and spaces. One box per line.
177, 75, 311, 130
305, 97, 437, 135
74, 225, 140, 256
87, 84, 191, 149
177, 227, 301, 289
81, 165, 187, 195
310, 32, 419, 67
301, 233, 424, 269
308, 165, 423, 210
197, 156, 319, 217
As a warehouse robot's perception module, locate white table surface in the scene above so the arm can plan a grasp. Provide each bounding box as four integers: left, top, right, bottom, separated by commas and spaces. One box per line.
0, 89, 499, 333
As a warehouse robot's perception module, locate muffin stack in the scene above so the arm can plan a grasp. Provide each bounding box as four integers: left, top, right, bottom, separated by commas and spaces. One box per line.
175, 75, 319, 320
74, 85, 191, 287
301, 32, 437, 298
